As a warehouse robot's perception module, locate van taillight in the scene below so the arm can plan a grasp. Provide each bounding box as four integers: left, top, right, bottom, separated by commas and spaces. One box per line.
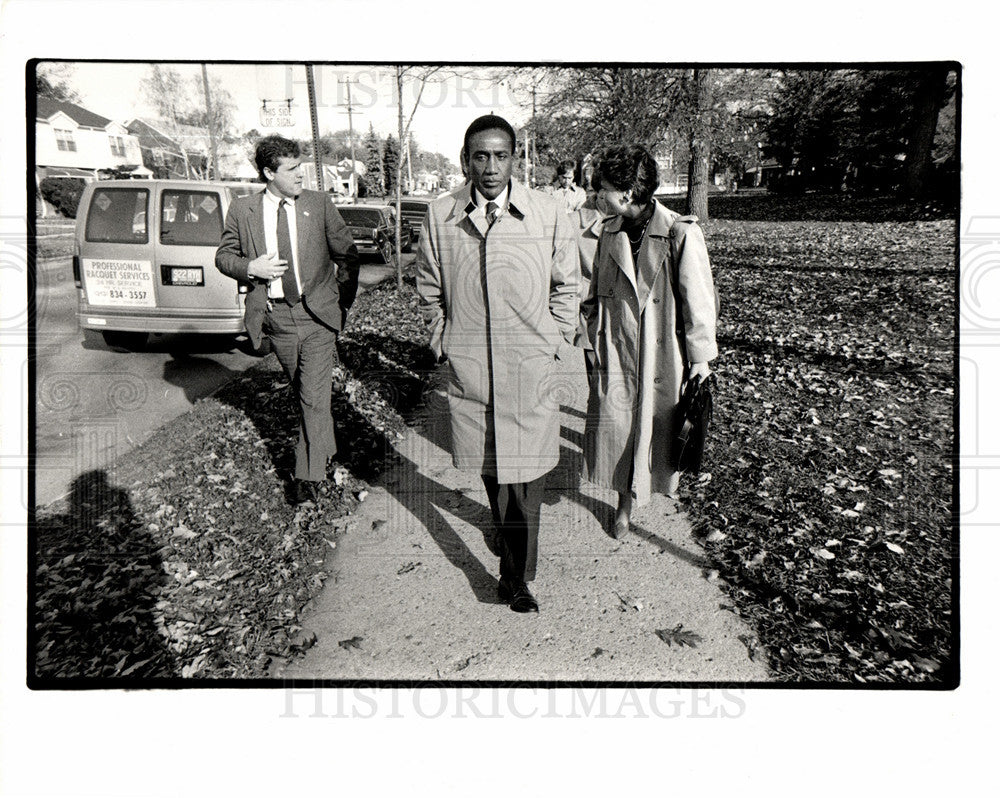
72, 255, 81, 287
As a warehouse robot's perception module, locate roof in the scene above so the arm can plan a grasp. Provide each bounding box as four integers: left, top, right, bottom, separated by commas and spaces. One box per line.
37, 96, 112, 129
126, 118, 184, 154
128, 117, 210, 154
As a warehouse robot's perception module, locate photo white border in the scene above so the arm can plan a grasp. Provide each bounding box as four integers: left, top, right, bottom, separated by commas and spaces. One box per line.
2, 0, 995, 794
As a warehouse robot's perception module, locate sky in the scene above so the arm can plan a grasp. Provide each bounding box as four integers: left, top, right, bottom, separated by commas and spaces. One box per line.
52, 61, 530, 161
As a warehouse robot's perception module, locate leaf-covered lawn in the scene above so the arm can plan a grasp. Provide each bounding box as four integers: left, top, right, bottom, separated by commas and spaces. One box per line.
680, 216, 956, 683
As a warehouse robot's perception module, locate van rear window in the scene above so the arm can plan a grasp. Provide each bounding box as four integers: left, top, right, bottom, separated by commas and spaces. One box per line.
160, 190, 224, 246
85, 188, 149, 244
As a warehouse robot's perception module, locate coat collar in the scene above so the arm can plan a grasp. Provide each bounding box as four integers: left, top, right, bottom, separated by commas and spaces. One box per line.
447, 181, 528, 238
603, 201, 678, 308
579, 206, 606, 238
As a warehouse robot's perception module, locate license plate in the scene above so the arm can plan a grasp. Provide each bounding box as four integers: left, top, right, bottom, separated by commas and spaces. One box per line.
170, 267, 204, 286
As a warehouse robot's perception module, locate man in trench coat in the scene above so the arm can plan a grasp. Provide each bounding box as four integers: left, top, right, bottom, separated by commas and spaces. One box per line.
416, 115, 580, 613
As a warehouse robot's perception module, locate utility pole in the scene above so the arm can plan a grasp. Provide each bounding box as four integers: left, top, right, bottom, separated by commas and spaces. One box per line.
339, 77, 359, 197
525, 84, 537, 188
395, 66, 405, 290
201, 63, 220, 180
306, 64, 323, 192
405, 135, 413, 192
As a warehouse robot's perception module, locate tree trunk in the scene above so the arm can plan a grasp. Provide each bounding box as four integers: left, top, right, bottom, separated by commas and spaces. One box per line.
902, 68, 949, 198
686, 69, 712, 220
395, 67, 404, 291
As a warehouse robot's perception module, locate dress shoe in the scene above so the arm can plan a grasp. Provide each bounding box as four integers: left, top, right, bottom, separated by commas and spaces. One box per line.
290, 479, 318, 505
498, 577, 539, 613
611, 518, 630, 540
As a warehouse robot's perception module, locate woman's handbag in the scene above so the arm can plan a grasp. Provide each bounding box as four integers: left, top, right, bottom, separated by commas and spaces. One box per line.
671, 373, 714, 474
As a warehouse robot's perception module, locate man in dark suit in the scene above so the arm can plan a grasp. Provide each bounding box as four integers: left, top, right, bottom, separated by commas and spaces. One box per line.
216, 135, 359, 504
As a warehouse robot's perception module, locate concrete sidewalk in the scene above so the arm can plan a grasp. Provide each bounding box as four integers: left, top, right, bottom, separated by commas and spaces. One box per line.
283, 365, 769, 682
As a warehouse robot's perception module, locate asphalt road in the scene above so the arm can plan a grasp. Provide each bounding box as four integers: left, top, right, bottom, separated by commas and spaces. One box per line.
32, 254, 404, 508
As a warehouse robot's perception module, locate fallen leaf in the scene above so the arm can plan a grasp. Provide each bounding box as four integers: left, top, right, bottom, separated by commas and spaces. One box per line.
655, 624, 703, 648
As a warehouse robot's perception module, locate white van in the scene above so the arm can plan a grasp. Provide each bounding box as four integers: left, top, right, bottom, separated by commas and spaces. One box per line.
73, 179, 263, 350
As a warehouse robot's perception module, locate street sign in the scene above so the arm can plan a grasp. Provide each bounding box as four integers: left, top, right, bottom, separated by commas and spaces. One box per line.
259, 102, 294, 128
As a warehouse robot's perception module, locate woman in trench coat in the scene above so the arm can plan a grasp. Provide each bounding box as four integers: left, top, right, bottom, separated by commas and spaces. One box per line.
582, 146, 718, 538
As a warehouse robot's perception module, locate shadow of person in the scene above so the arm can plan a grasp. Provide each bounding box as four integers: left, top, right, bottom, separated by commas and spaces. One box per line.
162, 353, 244, 405
378, 449, 504, 604
626, 521, 711, 568
33, 469, 171, 680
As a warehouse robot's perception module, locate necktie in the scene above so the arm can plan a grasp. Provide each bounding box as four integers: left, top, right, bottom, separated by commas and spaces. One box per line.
486, 200, 499, 229
277, 199, 299, 304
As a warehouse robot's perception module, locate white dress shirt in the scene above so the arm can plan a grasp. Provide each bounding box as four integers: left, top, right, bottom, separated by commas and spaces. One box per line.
262, 188, 302, 299
470, 183, 510, 224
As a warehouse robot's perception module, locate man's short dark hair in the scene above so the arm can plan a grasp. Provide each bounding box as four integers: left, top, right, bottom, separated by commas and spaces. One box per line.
462, 114, 517, 157
593, 146, 659, 205
254, 135, 301, 182
556, 160, 575, 177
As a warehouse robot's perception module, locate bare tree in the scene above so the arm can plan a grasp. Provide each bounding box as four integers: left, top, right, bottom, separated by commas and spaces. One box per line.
140, 65, 193, 178
392, 66, 448, 289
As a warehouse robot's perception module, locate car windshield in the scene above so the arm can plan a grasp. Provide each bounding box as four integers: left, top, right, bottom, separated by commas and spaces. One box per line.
338, 208, 382, 225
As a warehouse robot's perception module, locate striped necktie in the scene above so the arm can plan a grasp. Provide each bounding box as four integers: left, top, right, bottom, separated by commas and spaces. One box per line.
486, 200, 499, 229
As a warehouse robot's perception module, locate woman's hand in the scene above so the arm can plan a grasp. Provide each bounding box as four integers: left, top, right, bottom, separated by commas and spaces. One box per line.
688, 361, 712, 382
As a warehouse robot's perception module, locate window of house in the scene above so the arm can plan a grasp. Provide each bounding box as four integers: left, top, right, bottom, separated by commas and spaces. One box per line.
54, 129, 76, 152
109, 136, 126, 157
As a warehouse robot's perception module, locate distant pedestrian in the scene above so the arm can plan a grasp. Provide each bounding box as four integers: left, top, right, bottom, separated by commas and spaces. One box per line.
582, 145, 718, 538
216, 135, 360, 505
416, 114, 580, 613
550, 160, 587, 213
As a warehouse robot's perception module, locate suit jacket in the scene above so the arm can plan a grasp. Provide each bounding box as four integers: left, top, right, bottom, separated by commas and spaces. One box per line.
216, 188, 360, 348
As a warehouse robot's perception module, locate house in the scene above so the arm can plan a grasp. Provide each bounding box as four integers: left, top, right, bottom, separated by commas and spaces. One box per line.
299, 158, 364, 197
36, 97, 150, 182
413, 170, 441, 193
125, 118, 256, 182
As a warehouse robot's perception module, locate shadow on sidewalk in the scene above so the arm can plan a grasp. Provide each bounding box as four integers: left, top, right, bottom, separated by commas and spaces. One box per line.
550, 426, 710, 569
379, 450, 504, 605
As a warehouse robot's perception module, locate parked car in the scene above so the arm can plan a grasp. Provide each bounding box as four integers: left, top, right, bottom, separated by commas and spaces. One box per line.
337, 204, 412, 262
73, 179, 263, 351
390, 198, 433, 241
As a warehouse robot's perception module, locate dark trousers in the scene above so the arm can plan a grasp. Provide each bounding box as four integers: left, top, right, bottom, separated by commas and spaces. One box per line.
481, 473, 546, 582
265, 300, 338, 482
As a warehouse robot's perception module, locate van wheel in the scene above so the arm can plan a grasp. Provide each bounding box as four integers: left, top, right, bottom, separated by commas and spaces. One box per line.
102, 331, 149, 351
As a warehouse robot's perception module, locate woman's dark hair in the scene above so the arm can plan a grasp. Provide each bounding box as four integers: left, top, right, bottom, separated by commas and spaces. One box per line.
592, 146, 659, 205
462, 114, 517, 157
254, 134, 301, 182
